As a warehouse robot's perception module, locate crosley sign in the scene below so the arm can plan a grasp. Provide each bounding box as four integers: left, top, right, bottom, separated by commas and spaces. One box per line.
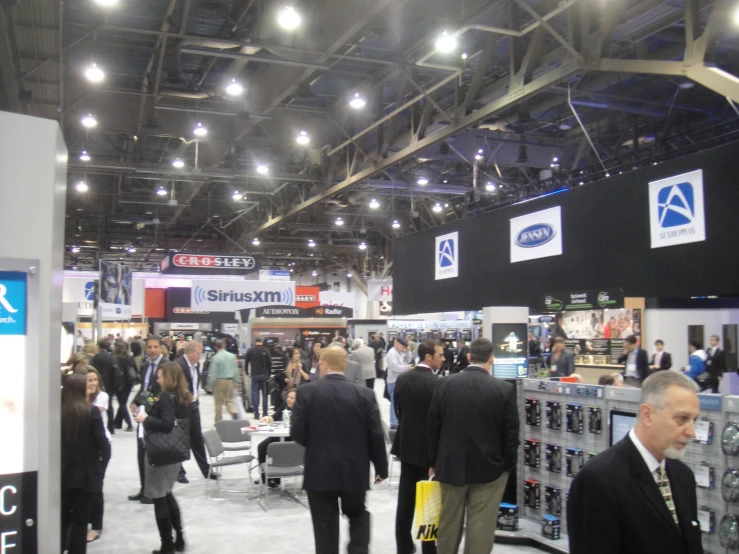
160, 253, 260, 274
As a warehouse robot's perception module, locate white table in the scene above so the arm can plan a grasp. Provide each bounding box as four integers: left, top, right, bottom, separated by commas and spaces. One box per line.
249, 427, 291, 440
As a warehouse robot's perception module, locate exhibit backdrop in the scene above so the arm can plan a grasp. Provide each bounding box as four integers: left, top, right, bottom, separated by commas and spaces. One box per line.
393, 141, 739, 314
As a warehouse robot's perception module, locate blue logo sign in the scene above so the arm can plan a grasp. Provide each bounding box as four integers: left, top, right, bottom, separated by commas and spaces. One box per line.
193, 285, 293, 306
438, 238, 456, 268
515, 224, 556, 248
84, 281, 95, 300
657, 182, 694, 228
0, 272, 27, 335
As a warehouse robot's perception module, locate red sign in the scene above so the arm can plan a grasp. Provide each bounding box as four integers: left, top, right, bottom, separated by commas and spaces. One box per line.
172, 254, 257, 269
295, 286, 320, 309
173, 307, 210, 314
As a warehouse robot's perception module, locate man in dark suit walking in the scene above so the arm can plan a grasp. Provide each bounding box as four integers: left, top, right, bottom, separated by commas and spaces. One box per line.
127, 336, 164, 504
291, 345, 388, 554
650, 339, 673, 372
393, 339, 444, 554
618, 335, 649, 387
568, 371, 703, 554
705, 334, 725, 393
91, 339, 117, 435
176, 340, 214, 483
428, 338, 519, 554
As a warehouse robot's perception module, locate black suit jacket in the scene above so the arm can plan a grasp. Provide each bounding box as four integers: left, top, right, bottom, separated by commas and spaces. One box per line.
706, 347, 725, 382
136, 356, 165, 404
291, 374, 388, 491
651, 351, 673, 371
91, 351, 116, 393
428, 366, 519, 486
568, 435, 702, 554
548, 350, 574, 377
177, 356, 202, 395
62, 406, 111, 492
391, 365, 438, 467
618, 348, 649, 381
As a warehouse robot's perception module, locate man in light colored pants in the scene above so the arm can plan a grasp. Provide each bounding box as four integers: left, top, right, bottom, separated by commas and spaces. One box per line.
213, 378, 236, 422
437, 473, 509, 554
206, 339, 239, 423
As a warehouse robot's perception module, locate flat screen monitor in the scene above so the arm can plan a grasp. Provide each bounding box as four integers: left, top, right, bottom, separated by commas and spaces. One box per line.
609, 409, 636, 446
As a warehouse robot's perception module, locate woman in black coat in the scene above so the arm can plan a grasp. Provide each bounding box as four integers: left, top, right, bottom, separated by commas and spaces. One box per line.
61, 374, 111, 554
134, 362, 193, 554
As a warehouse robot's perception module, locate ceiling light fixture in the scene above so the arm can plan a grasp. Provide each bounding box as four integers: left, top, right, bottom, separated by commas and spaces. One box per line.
252, 237, 260, 246
71, 246, 80, 253
346, 272, 352, 278
84, 63, 105, 83
172, 158, 185, 168
311, 270, 318, 277
559, 123, 572, 131
79, 150, 91, 162
553, 156, 559, 163
432, 203, 443, 213
435, 30, 457, 53
94, 0, 118, 7
335, 217, 344, 226
232, 191, 243, 201
81, 114, 97, 128
485, 182, 496, 192
277, 5, 301, 30
307, 239, 316, 248
296, 130, 310, 145
474, 153, 484, 161
392, 220, 401, 229
75, 181, 88, 192
156, 186, 168, 196
226, 79, 244, 96
461, 52, 468, 60
256, 164, 269, 175
127, 247, 137, 253
417, 177, 429, 186
358, 242, 367, 250
193, 122, 207, 137
349, 92, 366, 109
369, 198, 380, 209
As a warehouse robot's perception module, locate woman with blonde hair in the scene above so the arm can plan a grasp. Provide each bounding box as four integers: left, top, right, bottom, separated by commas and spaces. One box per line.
85, 368, 112, 543
134, 362, 193, 553
63, 353, 90, 375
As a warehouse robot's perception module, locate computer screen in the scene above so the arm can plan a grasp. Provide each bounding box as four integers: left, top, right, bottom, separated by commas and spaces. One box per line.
609, 409, 637, 446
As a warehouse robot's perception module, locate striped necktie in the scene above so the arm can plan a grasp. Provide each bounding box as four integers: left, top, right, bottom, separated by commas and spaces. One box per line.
658, 465, 679, 527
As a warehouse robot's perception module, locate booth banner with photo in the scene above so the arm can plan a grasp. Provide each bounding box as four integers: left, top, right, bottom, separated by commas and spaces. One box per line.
560, 308, 642, 365
99, 261, 132, 319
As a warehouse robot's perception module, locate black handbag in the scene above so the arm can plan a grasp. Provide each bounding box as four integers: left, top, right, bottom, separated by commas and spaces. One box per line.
145, 418, 191, 467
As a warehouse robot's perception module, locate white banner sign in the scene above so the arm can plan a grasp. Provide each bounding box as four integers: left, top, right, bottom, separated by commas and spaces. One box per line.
648, 169, 706, 249
259, 269, 291, 282
435, 231, 459, 280
100, 303, 132, 320
510, 206, 563, 263
191, 279, 296, 312
319, 291, 356, 313
368, 279, 393, 301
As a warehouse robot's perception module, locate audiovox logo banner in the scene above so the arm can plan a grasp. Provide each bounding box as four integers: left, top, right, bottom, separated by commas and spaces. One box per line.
435, 231, 459, 280
648, 169, 706, 249
191, 280, 295, 312
510, 206, 563, 263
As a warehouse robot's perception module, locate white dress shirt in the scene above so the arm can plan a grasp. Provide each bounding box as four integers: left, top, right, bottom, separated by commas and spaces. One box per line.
629, 428, 662, 483
625, 350, 638, 378
185, 357, 199, 401
654, 351, 663, 368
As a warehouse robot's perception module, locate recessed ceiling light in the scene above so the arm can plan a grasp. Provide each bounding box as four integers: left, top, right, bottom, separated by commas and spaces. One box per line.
156, 186, 168, 196
232, 191, 243, 201
369, 198, 380, 209
79, 150, 91, 162
296, 130, 310, 145
75, 181, 88, 192
84, 63, 105, 83
349, 92, 366, 109
226, 79, 244, 96
435, 30, 457, 53
277, 5, 301, 30
81, 114, 97, 128
358, 242, 367, 250
172, 158, 185, 168
417, 177, 429, 185
256, 164, 269, 175
193, 122, 207, 137
392, 220, 401, 229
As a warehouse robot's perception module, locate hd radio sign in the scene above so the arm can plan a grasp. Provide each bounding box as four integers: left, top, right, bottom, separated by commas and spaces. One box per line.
191, 280, 295, 312
160, 253, 259, 275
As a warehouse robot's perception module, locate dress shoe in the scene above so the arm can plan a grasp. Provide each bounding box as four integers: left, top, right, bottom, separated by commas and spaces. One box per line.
152, 540, 175, 554
140, 496, 154, 505
208, 474, 219, 481
177, 475, 189, 484
128, 492, 144, 501
175, 533, 185, 552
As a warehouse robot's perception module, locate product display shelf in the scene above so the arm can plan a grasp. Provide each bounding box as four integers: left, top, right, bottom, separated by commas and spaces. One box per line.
495, 518, 569, 554
719, 395, 739, 554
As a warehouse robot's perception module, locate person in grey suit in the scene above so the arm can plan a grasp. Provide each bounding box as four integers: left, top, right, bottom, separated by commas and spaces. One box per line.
350, 338, 378, 390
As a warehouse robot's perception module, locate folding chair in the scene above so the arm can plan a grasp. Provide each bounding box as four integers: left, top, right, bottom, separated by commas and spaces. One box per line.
258, 441, 306, 512
202, 429, 255, 498
382, 420, 400, 490
215, 419, 252, 452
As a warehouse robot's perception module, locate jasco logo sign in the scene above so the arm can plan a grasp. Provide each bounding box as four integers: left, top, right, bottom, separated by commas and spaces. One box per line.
649, 169, 705, 249
173, 254, 256, 269
435, 231, 459, 280
515, 224, 556, 248
191, 280, 295, 312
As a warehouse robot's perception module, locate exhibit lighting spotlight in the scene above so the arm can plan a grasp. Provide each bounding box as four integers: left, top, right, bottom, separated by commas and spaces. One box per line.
85, 63, 105, 83
417, 177, 429, 185
369, 198, 380, 209
256, 164, 269, 175
226, 79, 244, 96
79, 150, 91, 162
156, 186, 168, 196
75, 181, 88, 192
307, 239, 316, 248
81, 114, 97, 128
432, 203, 442, 213
252, 237, 260, 246
392, 220, 401, 229
435, 30, 457, 53
277, 5, 301, 30
193, 122, 207, 137
296, 130, 310, 145
349, 92, 366, 109
172, 158, 185, 168
358, 242, 367, 250
485, 182, 496, 192
335, 217, 344, 226
232, 191, 243, 201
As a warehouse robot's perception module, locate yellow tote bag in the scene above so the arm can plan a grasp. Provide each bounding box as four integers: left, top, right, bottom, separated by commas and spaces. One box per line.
413, 479, 441, 542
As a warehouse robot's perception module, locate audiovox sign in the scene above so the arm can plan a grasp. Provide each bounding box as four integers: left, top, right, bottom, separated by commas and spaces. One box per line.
191, 280, 295, 312
539, 288, 625, 312
255, 305, 354, 318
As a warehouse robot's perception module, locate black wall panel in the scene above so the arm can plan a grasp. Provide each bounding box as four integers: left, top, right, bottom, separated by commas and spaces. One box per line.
393, 141, 739, 315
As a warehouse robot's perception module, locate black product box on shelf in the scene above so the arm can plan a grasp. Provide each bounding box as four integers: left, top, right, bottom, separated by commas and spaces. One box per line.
524, 439, 541, 468
524, 480, 540, 509
542, 514, 561, 540
588, 406, 602, 434
526, 398, 541, 426
545, 485, 561, 515
497, 503, 519, 531
546, 443, 562, 473
546, 401, 561, 429
566, 403, 584, 434
566, 447, 584, 477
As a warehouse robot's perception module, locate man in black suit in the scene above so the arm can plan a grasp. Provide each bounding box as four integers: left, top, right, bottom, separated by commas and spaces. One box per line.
91, 339, 116, 435
618, 335, 649, 387
705, 334, 725, 393
393, 339, 444, 554
127, 337, 164, 504
650, 339, 673, 372
452, 339, 469, 373
291, 345, 388, 554
176, 340, 214, 484
245, 338, 272, 419
428, 338, 519, 554
568, 371, 703, 554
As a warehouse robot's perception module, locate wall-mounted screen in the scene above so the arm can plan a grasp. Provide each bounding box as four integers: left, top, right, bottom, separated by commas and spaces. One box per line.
610, 409, 637, 446
492, 323, 528, 379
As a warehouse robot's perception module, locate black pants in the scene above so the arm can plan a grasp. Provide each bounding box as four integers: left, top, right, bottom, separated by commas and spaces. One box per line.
137, 436, 146, 493
178, 402, 211, 478
62, 489, 93, 554
307, 490, 370, 554
114, 387, 133, 428
365, 378, 375, 390
396, 462, 437, 554
106, 395, 115, 434
90, 454, 110, 531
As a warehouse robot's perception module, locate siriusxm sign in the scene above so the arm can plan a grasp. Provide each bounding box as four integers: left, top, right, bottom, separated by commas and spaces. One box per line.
0, 271, 27, 335
435, 231, 459, 280
649, 169, 705, 249
515, 224, 556, 248
510, 206, 563, 263
191, 280, 296, 312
